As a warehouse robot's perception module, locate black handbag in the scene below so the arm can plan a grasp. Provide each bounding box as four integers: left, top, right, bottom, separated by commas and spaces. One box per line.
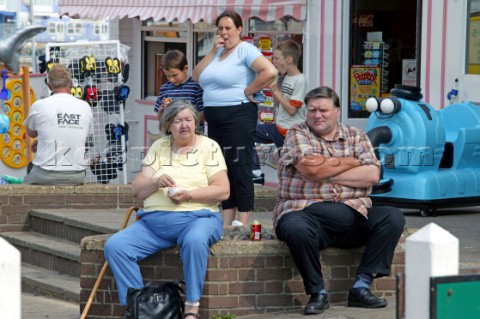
125, 281, 185, 319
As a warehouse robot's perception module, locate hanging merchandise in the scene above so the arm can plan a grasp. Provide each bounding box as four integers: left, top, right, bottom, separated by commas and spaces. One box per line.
89, 155, 118, 184
83, 76, 98, 107
105, 122, 129, 143
106, 142, 126, 170
70, 78, 83, 99
121, 63, 130, 83
114, 84, 130, 101
447, 78, 459, 104
46, 40, 129, 184
80, 54, 97, 75
105, 57, 121, 74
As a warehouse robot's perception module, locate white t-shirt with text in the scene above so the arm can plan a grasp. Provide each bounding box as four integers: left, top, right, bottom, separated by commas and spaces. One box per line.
24, 93, 93, 172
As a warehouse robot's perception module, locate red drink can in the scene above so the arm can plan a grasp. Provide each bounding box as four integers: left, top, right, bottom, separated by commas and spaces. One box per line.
250, 220, 262, 241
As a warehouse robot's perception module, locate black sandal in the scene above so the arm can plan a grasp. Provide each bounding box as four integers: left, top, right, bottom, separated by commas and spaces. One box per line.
183, 313, 199, 319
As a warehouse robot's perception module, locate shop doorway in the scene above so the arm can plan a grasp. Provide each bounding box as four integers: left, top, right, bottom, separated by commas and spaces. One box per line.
347, 0, 420, 120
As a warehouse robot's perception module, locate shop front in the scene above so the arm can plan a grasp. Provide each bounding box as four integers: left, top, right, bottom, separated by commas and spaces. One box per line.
57, 0, 477, 183
59, 0, 309, 182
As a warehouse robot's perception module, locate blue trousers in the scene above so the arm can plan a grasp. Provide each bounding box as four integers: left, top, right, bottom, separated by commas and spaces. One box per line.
104, 209, 223, 305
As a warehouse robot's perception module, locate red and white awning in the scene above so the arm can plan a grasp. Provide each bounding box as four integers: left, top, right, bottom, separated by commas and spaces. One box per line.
57, 0, 307, 23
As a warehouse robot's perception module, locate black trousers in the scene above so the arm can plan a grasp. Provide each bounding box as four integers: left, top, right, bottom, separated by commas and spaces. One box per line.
275, 202, 405, 295
205, 102, 258, 212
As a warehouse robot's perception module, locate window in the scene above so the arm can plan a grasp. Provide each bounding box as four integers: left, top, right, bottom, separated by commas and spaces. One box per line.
348, 0, 419, 119
48, 21, 56, 34
67, 22, 83, 35
142, 20, 190, 97
468, 0, 480, 74
94, 23, 109, 38
193, 22, 216, 64
57, 22, 64, 35
246, 17, 304, 72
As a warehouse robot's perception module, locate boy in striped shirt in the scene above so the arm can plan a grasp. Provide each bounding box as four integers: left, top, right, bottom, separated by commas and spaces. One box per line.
154, 50, 204, 133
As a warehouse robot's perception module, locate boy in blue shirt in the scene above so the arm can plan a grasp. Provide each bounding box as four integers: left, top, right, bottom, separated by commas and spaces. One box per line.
154, 50, 204, 133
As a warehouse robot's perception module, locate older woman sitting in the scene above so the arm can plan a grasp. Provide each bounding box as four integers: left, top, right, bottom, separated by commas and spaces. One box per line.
104, 99, 229, 319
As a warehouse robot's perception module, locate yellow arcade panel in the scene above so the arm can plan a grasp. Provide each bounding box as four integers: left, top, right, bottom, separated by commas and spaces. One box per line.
1, 79, 35, 168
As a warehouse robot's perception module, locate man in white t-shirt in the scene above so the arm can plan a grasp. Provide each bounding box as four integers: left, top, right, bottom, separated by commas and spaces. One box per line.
252, 39, 307, 185
24, 64, 93, 185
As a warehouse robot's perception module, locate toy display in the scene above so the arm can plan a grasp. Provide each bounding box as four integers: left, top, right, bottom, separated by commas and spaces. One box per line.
0, 25, 45, 172
0, 71, 36, 169
365, 85, 480, 216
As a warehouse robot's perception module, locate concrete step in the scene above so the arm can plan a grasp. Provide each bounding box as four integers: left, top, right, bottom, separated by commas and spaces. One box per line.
0, 208, 137, 304
29, 208, 136, 243
1, 231, 81, 277
22, 263, 80, 302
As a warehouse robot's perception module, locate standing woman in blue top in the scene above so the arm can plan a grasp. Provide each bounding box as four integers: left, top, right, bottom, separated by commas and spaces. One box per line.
193, 10, 277, 227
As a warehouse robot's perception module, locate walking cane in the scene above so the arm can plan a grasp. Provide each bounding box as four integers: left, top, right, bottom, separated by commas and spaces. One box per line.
80, 206, 139, 319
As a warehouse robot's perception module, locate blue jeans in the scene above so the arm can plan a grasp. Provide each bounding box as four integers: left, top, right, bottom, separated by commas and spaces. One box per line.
252, 123, 285, 171
104, 209, 223, 305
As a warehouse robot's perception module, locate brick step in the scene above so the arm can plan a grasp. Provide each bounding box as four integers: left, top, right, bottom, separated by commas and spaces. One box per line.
1, 231, 81, 277
22, 263, 80, 302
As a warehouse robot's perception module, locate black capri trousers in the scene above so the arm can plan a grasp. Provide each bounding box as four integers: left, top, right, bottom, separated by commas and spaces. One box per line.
204, 102, 258, 212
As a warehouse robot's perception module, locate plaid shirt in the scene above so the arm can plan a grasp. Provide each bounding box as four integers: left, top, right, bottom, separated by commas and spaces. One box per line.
273, 122, 381, 228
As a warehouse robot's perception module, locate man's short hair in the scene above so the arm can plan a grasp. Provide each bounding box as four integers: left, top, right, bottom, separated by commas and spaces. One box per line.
47, 64, 72, 90
304, 86, 341, 108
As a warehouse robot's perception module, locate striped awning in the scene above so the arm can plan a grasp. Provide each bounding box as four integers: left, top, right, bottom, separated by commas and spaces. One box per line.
57, 0, 307, 23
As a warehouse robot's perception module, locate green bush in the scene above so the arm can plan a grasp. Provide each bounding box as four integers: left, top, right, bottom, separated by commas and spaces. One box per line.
211, 314, 236, 319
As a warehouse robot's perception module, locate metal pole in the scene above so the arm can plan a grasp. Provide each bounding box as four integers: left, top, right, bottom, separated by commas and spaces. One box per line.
29, 1, 37, 73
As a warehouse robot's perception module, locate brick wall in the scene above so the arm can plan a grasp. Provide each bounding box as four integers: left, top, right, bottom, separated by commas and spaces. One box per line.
80, 230, 412, 319
0, 185, 142, 232
0, 185, 276, 233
